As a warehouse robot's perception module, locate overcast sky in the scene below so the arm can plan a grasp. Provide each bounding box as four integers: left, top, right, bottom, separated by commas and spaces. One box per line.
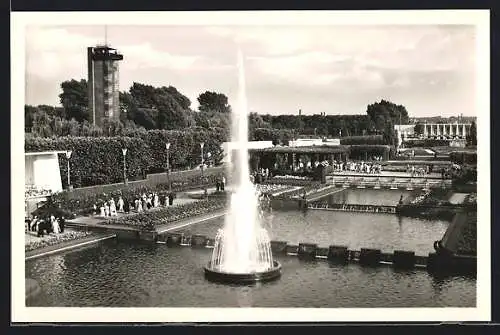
25, 24, 476, 117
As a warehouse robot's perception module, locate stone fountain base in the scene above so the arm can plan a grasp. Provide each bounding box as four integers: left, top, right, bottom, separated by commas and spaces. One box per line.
204, 260, 282, 285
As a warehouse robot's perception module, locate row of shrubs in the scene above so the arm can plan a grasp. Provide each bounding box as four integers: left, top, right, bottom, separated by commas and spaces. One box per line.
102, 198, 227, 231
25, 127, 227, 188
449, 151, 477, 165
340, 135, 385, 145
402, 139, 452, 147
51, 171, 225, 215
455, 212, 477, 256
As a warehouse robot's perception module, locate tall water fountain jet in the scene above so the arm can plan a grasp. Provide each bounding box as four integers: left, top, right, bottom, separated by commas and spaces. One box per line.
204, 50, 281, 284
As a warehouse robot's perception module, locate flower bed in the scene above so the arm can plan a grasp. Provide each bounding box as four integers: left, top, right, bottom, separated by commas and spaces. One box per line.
25, 231, 92, 252
103, 198, 227, 231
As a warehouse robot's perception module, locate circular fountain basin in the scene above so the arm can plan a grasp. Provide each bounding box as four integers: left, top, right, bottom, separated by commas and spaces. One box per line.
204, 260, 282, 285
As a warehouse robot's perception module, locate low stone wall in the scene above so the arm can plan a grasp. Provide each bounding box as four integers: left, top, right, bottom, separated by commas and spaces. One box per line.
308, 203, 397, 214
157, 232, 476, 275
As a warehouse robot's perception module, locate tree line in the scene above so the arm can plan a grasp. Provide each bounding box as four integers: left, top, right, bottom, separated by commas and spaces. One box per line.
25, 78, 410, 145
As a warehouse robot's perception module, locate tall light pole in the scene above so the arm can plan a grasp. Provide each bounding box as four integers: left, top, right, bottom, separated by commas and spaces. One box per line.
122, 148, 128, 184
166, 142, 171, 193
200, 142, 206, 197
65, 150, 72, 190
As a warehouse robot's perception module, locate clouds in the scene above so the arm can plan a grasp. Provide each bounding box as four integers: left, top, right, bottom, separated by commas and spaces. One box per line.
25, 24, 476, 117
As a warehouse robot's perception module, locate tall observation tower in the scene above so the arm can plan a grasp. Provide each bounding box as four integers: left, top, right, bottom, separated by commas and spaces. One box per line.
87, 44, 124, 127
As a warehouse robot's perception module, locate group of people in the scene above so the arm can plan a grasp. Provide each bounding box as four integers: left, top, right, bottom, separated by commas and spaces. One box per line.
93, 192, 176, 217
215, 176, 226, 192
406, 164, 430, 177
26, 215, 66, 237
337, 161, 383, 174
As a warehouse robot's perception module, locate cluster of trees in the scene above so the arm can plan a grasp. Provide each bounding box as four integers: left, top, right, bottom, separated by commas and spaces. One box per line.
26, 79, 409, 145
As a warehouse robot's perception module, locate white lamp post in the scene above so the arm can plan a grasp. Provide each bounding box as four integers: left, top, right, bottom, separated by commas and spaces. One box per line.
166, 142, 171, 192
65, 150, 72, 190
122, 148, 128, 184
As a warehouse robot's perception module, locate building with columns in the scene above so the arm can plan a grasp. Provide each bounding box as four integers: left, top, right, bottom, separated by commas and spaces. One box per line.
395, 123, 472, 140
422, 123, 470, 139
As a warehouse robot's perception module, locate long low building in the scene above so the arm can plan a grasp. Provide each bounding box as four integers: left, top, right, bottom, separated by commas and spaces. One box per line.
395, 123, 472, 140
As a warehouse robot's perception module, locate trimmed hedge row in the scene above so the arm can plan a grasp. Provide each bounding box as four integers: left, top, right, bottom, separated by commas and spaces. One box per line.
348, 145, 394, 160
25, 135, 149, 188
402, 139, 451, 147
340, 135, 384, 145
103, 198, 226, 231
450, 151, 477, 165
25, 128, 228, 188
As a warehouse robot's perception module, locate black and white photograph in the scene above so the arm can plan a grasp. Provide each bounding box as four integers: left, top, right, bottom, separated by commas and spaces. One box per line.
12, 10, 490, 322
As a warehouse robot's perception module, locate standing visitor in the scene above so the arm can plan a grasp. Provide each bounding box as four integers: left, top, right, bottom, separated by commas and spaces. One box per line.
117, 196, 124, 212
59, 216, 65, 233
137, 199, 143, 212
37, 219, 45, 237
100, 204, 105, 217
30, 216, 38, 232
154, 193, 159, 208
123, 198, 130, 214
221, 176, 226, 191
165, 194, 170, 207
110, 198, 117, 216
169, 193, 175, 206
104, 202, 110, 217
51, 215, 60, 234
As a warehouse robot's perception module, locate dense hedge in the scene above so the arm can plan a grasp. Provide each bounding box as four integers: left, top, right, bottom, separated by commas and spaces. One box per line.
456, 213, 477, 256
122, 127, 228, 173
348, 145, 394, 160
402, 139, 451, 147
450, 151, 477, 165
25, 127, 228, 188
25, 135, 150, 188
340, 135, 384, 145
103, 198, 226, 231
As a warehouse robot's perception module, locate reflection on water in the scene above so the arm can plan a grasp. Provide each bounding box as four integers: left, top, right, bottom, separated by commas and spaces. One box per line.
180, 210, 449, 256
26, 240, 476, 308
327, 189, 412, 206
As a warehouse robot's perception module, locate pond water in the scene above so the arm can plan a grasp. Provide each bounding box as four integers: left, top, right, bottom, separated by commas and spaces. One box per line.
26, 239, 476, 307
179, 209, 448, 256
325, 189, 413, 206
25, 204, 475, 308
